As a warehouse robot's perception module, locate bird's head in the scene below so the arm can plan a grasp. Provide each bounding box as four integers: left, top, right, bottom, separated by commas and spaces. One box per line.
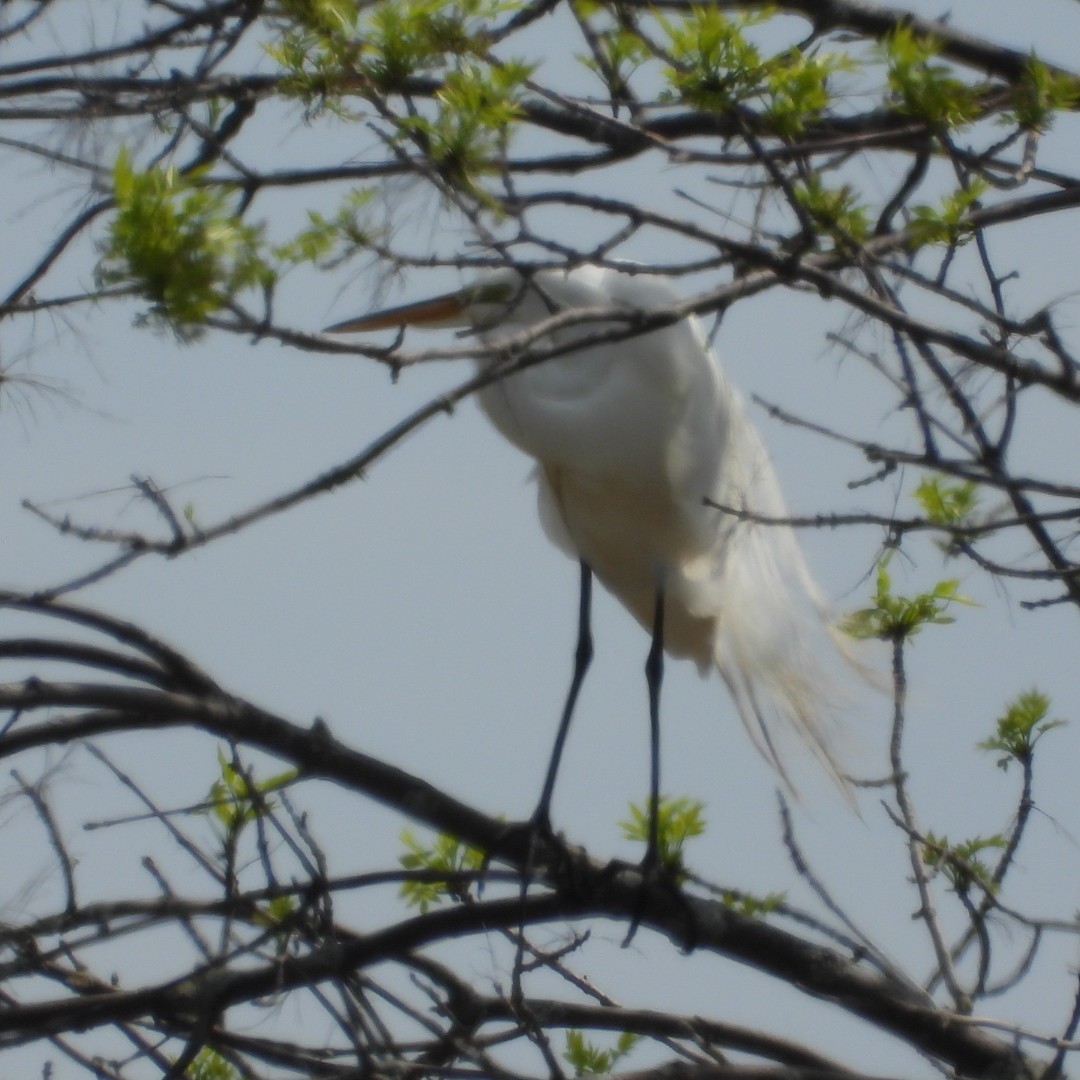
324, 272, 523, 336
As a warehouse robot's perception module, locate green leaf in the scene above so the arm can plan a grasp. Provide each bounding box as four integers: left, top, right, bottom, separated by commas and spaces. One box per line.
977, 689, 1066, 769
883, 26, 981, 129
922, 831, 1007, 893
842, 556, 975, 642
205, 750, 298, 835
913, 475, 986, 555
184, 1047, 240, 1080
659, 7, 856, 138
415, 59, 534, 191
97, 150, 269, 341
913, 475, 979, 526
276, 0, 360, 39
251, 894, 300, 947
719, 888, 785, 917
399, 828, 487, 911
793, 175, 870, 246
274, 189, 377, 267
909, 180, 988, 248
1004, 56, 1080, 132
765, 50, 852, 137
271, 0, 527, 117
659, 6, 766, 113
619, 795, 705, 877
564, 1029, 640, 1077
579, 22, 650, 96
255, 894, 298, 927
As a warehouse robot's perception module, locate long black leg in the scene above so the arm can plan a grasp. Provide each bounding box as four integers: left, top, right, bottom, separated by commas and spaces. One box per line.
622, 583, 668, 948
643, 584, 665, 869
512, 564, 591, 994
533, 559, 593, 832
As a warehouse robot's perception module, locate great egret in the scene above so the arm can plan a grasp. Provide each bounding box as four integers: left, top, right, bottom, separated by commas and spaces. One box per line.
327, 265, 850, 862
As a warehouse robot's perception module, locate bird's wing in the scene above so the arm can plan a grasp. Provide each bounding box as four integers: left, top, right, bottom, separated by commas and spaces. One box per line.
534, 464, 578, 557
697, 388, 855, 792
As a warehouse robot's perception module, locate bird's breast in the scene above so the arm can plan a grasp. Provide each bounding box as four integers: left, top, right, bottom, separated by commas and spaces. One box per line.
476, 336, 686, 478
542, 464, 718, 667
544, 465, 700, 568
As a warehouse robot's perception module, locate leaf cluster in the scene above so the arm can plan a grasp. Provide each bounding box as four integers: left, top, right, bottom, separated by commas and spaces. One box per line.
843, 558, 975, 641
913, 475, 985, 555
978, 689, 1066, 769
1005, 56, 1080, 131
909, 180, 988, 248
361, 0, 507, 89
718, 888, 785, 918
206, 751, 297, 837
185, 1048, 241, 1080
399, 828, 486, 911
660, 8, 850, 137
274, 189, 378, 267
883, 27, 982, 129
97, 152, 270, 341
269, 0, 520, 114
619, 795, 705, 877
794, 175, 871, 247
400, 59, 534, 190
913, 475, 980, 527
921, 831, 1006, 894
99, 153, 380, 336
564, 1030, 640, 1077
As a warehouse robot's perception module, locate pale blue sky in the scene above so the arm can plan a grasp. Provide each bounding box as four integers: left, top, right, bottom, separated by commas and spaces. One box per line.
3, 1, 1080, 1074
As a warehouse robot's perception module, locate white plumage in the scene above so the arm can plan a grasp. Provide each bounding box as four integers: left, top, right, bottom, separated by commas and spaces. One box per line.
328, 264, 851, 790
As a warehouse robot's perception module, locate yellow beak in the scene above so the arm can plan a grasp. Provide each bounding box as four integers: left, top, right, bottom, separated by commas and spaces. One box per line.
324, 292, 467, 334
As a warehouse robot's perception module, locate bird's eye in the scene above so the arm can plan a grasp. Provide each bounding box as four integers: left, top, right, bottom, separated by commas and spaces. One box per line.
465, 282, 517, 306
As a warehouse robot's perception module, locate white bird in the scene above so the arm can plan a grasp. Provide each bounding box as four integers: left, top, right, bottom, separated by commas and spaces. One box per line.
327, 264, 851, 861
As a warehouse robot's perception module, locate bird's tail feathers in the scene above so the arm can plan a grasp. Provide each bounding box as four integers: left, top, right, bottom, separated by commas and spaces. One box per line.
714, 621, 855, 798
702, 410, 862, 797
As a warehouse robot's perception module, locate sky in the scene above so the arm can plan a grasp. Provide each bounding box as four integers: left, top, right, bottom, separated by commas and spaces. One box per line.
2, 1, 1080, 1076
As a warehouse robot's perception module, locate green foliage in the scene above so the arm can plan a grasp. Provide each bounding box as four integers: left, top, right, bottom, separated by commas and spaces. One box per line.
185, 1047, 240, 1080
274, 189, 377, 267
1005, 56, 1080, 132
564, 1030, 640, 1077
266, 0, 362, 115
98, 151, 269, 341
255, 894, 298, 933
660, 7, 767, 112
578, 21, 651, 97
843, 557, 974, 642
913, 474, 983, 555
884, 27, 981, 129
793, 175, 870, 246
278, 0, 534, 183
269, 0, 521, 115
206, 751, 298, 836
764, 50, 852, 137
275, 0, 359, 38
718, 888, 785, 917
361, 0, 489, 90
913, 475, 979, 527
620, 795, 705, 876
660, 8, 849, 137
267, 14, 349, 110
402, 59, 534, 189
909, 180, 988, 248
399, 828, 486, 911
978, 689, 1066, 769
922, 831, 1006, 893
266, 39, 353, 117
